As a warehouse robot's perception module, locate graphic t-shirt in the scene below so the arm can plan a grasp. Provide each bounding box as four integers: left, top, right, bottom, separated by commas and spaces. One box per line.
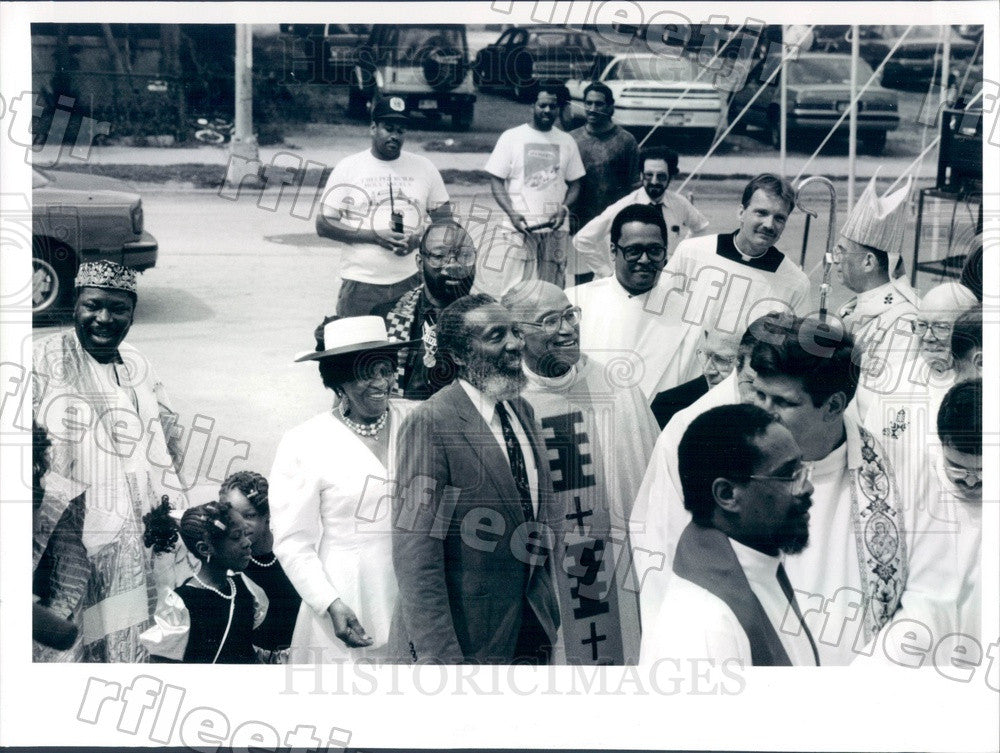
483, 123, 586, 233
320, 150, 449, 285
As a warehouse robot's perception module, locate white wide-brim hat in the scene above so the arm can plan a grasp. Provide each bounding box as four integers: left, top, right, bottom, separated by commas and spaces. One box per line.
294, 315, 419, 362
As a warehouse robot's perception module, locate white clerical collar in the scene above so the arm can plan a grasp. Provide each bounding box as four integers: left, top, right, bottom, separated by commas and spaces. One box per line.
732, 233, 767, 263
524, 357, 584, 391
729, 536, 782, 583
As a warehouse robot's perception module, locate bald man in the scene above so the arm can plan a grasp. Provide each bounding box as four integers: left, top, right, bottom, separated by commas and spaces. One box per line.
650, 328, 741, 429
502, 280, 658, 664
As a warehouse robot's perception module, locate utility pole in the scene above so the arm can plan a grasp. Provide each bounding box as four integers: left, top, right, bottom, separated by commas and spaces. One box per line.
227, 23, 261, 187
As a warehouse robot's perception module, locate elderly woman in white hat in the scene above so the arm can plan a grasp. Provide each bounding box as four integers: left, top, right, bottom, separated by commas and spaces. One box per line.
268, 316, 419, 662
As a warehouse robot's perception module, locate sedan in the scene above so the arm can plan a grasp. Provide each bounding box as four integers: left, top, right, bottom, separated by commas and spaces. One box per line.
32, 167, 158, 323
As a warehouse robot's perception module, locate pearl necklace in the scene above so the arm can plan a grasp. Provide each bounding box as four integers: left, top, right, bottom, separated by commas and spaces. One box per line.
337, 404, 388, 437
193, 572, 235, 600
249, 553, 276, 568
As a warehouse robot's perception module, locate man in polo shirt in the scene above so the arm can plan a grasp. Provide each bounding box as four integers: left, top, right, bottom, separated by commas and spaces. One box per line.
662, 173, 810, 385
573, 146, 709, 279
317, 96, 452, 316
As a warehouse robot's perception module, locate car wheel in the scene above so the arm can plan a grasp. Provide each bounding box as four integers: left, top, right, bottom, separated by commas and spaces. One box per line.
347, 86, 368, 120
513, 81, 537, 103
452, 104, 474, 131
32, 238, 75, 325
864, 131, 887, 155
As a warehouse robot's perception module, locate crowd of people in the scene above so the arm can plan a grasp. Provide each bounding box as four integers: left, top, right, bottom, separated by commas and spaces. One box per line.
31, 82, 984, 668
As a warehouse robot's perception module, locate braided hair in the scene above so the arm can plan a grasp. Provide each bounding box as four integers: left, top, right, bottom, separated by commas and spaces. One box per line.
142, 496, 236, 560
219, 471, 269, 517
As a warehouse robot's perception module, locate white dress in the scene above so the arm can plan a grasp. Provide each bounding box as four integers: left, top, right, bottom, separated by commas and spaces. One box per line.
269, 400, 415, 662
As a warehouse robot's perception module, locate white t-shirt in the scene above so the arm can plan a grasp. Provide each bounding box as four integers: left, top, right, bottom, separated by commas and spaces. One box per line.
320, 150, 449, 285
484, 123, 586, 232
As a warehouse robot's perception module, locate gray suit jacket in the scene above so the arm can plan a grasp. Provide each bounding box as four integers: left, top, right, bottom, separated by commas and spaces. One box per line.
391, 380, 561, 663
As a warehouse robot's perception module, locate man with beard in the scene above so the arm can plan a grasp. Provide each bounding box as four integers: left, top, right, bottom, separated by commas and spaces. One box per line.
565, 203, 688, 401
372, 219, 477, 399
317, 97, 452, 316
747, 315, 955, 666
662, 174, 810, 386
502, 280, 659, 663
32, 261, 190, 661
639, 404, 820, 666
573, 146, 708, 279
479, 82, 585, 294
391, 294, 560, 663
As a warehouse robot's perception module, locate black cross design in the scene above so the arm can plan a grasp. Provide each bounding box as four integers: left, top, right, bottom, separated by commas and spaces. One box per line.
565, 496, 592, 534
581, 621, 607, 661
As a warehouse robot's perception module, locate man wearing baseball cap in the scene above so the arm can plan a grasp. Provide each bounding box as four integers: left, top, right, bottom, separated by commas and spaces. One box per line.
317, 95, 453, 316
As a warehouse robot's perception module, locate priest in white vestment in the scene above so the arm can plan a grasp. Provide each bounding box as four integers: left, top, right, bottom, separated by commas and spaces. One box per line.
503, 280, 659, 664
639, 404, 820, 666
565, 203, 688, 401
661, 174, 811, 386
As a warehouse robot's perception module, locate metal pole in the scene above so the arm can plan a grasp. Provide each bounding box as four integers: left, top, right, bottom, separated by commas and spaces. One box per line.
848, 25, 858, 211
780, 25, 788, 178
228, 23, 259, 186
941, 25, 951, 107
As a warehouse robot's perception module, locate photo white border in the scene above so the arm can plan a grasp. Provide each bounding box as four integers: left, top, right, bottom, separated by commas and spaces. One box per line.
1, 2, 997, 750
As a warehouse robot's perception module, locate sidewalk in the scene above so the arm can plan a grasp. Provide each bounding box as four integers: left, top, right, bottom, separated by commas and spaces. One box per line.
60, 128, 934, 184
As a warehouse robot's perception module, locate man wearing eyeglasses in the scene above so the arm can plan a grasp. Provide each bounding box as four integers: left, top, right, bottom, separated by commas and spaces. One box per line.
372, 219, 477, 400
502, 280, 659, 664
639, 403, 819, 667
565, 203, 689, 402
572, 146, 709, 282
747, 316, 956, 666
649, 328, 741, 429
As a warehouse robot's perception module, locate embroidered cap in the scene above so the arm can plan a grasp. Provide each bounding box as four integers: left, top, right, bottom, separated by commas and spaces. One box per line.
74, 260, 137, 294
371, 96, 409, 124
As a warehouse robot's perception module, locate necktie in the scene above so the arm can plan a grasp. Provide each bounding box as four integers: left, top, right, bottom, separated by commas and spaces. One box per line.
776, 562, 821, 666
494, 402, 534, 523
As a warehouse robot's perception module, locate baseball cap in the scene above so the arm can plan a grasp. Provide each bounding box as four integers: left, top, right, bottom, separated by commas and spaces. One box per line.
371, 96, 409, 124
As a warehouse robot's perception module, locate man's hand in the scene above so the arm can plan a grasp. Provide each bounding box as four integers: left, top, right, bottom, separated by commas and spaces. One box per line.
327, 598, 373, 648
379, 229, 418, 256
544, 205, 568, 230
509, 213, 532, 235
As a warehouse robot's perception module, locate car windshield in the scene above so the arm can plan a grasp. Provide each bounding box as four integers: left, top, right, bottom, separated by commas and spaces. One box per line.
528, 32, 593, 50
394, 27, 466, 59
613, 57, 696, 82
788, 57, 877, 85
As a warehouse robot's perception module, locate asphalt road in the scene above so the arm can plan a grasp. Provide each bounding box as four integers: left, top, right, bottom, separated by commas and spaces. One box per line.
33, 174, 968, 500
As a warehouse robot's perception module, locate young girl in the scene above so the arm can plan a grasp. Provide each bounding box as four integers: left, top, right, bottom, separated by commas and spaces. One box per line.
219, 471, 302, 663
140, 498, 266, 663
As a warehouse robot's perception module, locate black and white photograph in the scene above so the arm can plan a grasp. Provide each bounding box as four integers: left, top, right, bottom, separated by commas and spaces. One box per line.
1, 1, 997, 751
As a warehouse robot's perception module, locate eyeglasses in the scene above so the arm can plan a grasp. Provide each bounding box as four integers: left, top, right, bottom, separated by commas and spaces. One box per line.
911, 319, 953, 339
516, 306, 582, 335
421, 248, 476, 268
697, 349, 737, 371
747, 464, 813, 495
943, 464, 981, 486
614, 243, 667, 263
642, 171, 670, 182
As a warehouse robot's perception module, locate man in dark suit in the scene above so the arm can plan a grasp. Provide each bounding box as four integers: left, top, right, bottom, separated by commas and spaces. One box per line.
391, 294, 560, 664
650, 328, 741, 428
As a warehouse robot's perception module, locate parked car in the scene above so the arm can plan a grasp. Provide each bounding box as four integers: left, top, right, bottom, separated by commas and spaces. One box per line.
348, 25, 476, 130
279, 23, 371, 84
858, 25, 980, 89
566, 54, 724, 138
31, 167, 157, 323
728, 52, 899, 154
473, 26, 597, 101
